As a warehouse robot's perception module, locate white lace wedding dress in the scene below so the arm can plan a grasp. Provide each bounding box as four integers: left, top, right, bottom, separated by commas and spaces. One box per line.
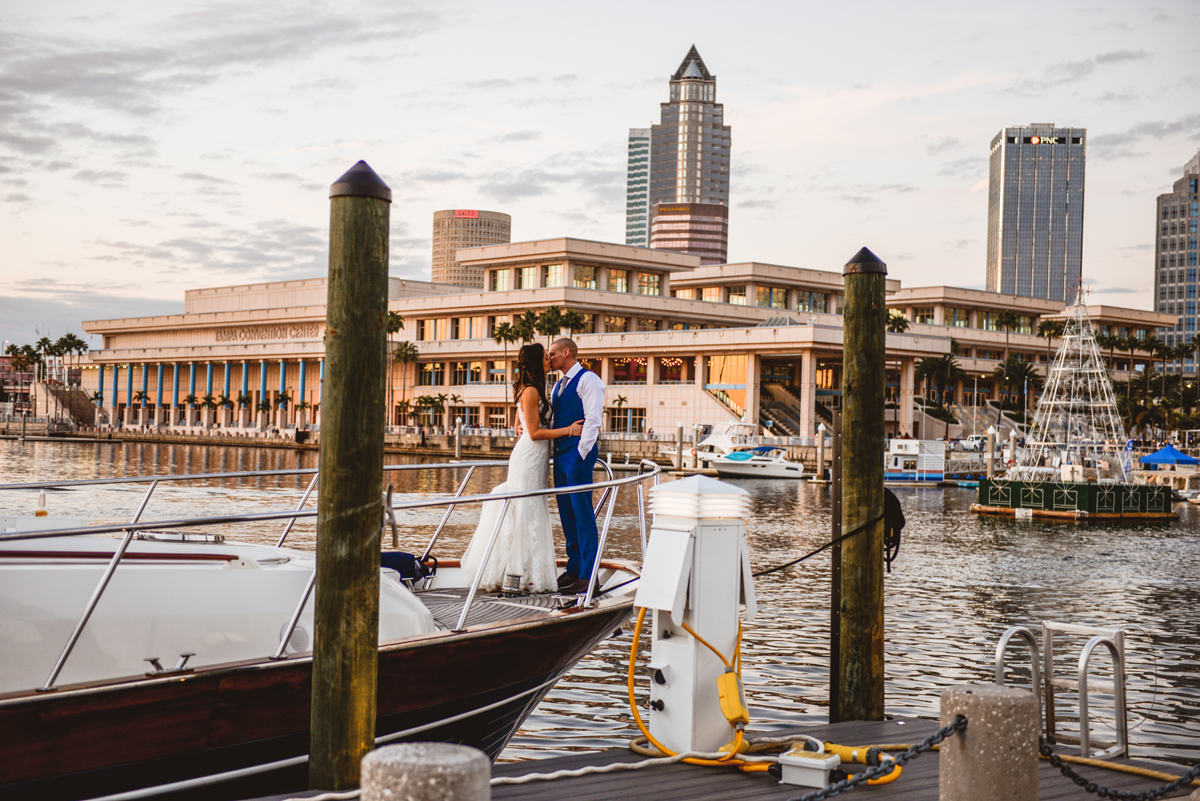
459, 404, 557, 592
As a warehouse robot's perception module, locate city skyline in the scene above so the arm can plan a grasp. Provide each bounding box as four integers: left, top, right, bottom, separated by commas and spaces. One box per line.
1, 0, 1198, 345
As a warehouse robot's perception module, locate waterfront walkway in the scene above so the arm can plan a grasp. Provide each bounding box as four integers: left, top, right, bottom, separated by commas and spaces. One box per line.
252, 717, 1196, 800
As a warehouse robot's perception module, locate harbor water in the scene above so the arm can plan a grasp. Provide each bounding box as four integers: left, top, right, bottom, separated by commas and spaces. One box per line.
2, 439, 1198, 765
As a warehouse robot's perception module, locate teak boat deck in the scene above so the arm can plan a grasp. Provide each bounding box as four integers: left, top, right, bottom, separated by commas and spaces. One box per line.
414, 587, 611, 631
251, 717, 1196, 800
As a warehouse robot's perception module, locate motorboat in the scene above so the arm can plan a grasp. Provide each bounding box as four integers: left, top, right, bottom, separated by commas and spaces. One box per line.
710, 446, 805, 479
659, 422, 759, 465
0, 461, 654, 801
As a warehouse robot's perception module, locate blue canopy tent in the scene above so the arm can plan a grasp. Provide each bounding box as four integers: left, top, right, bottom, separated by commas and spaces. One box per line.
1139, 444, 1199, 468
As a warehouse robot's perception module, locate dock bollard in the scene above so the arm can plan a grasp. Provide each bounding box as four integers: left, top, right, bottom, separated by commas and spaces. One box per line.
361, 743, 489, 801
940, 685, 1039, 801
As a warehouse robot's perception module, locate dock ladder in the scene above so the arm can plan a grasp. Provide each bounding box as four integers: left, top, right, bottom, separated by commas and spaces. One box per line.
995, 620, 1128, 759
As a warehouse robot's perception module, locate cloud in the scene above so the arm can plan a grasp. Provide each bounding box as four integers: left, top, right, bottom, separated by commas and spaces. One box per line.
489, 130, 542, 143
1007, 49, 1150, 94
970, 179, 989, 193
0, 286, 181, 344
179, 172, 231, 184
0, 131, 56, 154
737, 199, 774, 209
1090, 113, 1200, 158
925, 137, 964, 156
73, 169, 128, 186
940, 157, 985, 178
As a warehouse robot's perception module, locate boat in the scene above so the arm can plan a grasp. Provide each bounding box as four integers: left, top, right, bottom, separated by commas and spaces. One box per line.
710, 446, 805, 479
884, 439, 946, 483
659, 422, 760, 465
970, 293, 1175, 520
0, 461, 654, 801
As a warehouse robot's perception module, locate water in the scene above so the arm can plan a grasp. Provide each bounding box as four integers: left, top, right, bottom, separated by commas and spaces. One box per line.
2, 439, 1199, 765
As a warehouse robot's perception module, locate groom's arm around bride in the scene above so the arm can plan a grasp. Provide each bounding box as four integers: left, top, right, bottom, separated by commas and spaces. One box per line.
547, 338, 606, 593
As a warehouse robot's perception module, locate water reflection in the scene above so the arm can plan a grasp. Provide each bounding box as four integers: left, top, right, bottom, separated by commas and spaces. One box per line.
2, 440, 1198, 764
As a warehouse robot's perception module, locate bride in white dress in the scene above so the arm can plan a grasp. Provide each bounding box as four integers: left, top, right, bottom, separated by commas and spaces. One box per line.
460, 343, 584, 592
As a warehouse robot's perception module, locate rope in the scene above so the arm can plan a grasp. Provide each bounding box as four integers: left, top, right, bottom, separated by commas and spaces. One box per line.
753, 513, 885, 577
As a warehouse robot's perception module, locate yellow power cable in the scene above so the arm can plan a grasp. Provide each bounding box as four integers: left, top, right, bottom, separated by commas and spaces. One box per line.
627, 607, 749, 766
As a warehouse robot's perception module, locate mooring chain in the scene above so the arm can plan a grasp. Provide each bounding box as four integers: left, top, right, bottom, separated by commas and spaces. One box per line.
1039, 740, 1200, 801
786, 715, 968, 801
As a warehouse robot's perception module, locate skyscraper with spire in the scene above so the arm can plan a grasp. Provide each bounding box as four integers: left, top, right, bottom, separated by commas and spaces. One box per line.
624, 46, 731, 264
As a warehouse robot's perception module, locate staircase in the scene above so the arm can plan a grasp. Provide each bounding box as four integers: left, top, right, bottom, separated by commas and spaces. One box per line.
38, 384, 97, 425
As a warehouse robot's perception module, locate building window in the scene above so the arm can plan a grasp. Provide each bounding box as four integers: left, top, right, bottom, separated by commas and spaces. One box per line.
490, 270, 511, 291
913, 307, 935, 325
657, 356, 695, 384
574, 264, 596, 289
517, 266, 538, 289
487, 360, 507, 384
415, 320, 426, 341
609, 269, 629, 293
451, 361, 483, 385
486, 406, 508, 428
608, 406, 646, 433
757, 286, 787, 309
449, 406, 479, 428
543, 263, 564, 287
638, 273, 661, 296
672, 287, 695, 300
702, 286, 722, 303
831, 294, 844, 315
417, 363, 445, 386
1018, 315, 1034, 335
579, 357, 601, 375
636, 317, 660, 332
605, 315, 629, 333
727, 286, 747, 305
611, 357, 647, 384
945, 307, 970, 327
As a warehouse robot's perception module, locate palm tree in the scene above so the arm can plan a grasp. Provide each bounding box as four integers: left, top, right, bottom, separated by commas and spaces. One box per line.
560, 309, 587, 337
395, 399, 411, 427
218, 393, 233, 410
492, 322, 518, 423
1036, 319, 1064, 368
915, 354, 966, 410
35, 336, 53, 382
514, 310, 538, 343
201, 393, 217, 410
385, 312, 405, 421
256, 398, 273, 428
183, 393, 199, 409
995, 310, 1021, 363
992, 356, 1043, 416
886, 311, 910, 333
613, 394, 629, 432
536, 306, 563, 345
295, 399, 312, 426
391, 341, 419, 425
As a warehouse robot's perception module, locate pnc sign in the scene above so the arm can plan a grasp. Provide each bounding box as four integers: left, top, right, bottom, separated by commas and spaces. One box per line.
1029, 136, 1059, 145
455, 209, 479, 218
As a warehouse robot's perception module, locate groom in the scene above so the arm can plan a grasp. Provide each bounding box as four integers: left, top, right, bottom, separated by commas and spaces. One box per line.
548, 338, 606, 594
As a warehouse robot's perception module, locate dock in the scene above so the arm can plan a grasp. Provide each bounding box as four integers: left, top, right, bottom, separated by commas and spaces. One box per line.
249, 717, 1197, 800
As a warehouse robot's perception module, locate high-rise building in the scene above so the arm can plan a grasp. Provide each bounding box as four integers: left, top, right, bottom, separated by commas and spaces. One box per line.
650, 202, 728, 265
1152, 150, 1200, 355
431, 209, 511, 287
985, 123, 1086, 302
625, 46, 731, 263
624, 129, 651, 247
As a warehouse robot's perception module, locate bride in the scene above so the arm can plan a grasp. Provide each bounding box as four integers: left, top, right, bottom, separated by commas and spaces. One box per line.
459, 342, 584, 593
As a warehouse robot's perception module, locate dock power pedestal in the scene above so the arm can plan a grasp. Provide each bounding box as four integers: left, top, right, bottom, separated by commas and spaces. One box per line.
634, 475, 757, 754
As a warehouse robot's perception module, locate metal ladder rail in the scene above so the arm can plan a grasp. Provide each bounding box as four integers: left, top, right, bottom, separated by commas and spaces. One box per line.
994, 625, 1043, 733
1043, 621, 1129, 759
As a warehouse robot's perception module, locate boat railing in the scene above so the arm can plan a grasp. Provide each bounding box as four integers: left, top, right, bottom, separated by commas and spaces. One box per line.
0, 459, 661, 690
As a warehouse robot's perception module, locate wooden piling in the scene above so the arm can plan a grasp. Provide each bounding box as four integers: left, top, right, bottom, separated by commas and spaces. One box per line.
835, 247, 887, 722
310, 161, 391, 790
828, 410, 843, 720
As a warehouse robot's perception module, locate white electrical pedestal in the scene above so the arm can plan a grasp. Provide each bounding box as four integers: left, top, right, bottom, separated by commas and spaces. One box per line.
634, 475, 756, 754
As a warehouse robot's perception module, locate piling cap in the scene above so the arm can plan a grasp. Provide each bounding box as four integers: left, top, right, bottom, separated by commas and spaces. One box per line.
330, 160, 392, 202
843, 247, 887, 275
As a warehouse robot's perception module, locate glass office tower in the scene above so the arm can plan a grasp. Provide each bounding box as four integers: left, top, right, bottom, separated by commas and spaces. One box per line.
985, 124, 1086, 302
1152, 150, 1200, 360
624, 128, 651, 246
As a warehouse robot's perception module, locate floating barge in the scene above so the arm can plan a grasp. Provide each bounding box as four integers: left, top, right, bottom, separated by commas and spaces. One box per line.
971, 478, 1176, 521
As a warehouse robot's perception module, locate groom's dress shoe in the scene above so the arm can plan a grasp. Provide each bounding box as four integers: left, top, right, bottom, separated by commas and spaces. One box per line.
565, 577, 598, 595
556, 573, 578, 590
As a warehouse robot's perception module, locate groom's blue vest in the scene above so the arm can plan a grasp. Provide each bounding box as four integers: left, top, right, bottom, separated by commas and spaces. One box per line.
552, 369, 589, 455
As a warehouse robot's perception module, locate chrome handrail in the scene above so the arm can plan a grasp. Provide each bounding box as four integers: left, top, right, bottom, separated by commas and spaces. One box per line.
454, 498, 511, 632
1, 462, 662, 676
277, 473, 319, 548
420, 465, 478, 561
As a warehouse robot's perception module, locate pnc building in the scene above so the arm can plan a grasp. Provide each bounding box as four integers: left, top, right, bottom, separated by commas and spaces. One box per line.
431, 209, 512, 287
985, 124, 1086, 302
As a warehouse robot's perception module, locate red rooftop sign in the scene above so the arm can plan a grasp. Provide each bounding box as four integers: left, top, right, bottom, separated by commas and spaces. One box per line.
455, 209, 479, 218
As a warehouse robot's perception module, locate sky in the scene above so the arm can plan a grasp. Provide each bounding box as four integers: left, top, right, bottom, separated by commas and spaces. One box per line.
1, 0, 1198, 351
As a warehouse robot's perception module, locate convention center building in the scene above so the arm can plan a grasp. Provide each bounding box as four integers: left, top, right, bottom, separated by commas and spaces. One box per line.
80, 237, 1173, 439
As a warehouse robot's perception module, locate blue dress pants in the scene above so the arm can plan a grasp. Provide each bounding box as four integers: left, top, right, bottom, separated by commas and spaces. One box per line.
553, 444, 599, 579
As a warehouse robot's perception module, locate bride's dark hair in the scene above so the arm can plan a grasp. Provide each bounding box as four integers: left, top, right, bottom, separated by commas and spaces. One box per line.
514, 343, 551, 426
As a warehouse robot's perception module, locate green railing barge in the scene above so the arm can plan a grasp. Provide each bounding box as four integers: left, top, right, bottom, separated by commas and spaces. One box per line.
971, 478, 1177, 521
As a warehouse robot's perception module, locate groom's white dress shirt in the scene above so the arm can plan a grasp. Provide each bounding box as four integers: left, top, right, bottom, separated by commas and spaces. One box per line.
554, 363, 606, 458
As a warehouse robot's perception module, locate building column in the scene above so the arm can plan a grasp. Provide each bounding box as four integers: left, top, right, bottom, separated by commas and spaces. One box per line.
122, 364, 133, 426
799, 349, 816, 437
955, 379, 964, 408
139, 363, 149, 425
899, 358, 915, 436
110, 364, 120, 424
259, 359, 268, 428
188, 363, 198, 426
96, 365, 106, 425
278, 359, 288, 428
744, 352, 760, 424
156, 364, 165, 426
298, 360, 308, 426
647, 356, 658, 386
171, 363, 180, 425
317, 358, 324, 425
